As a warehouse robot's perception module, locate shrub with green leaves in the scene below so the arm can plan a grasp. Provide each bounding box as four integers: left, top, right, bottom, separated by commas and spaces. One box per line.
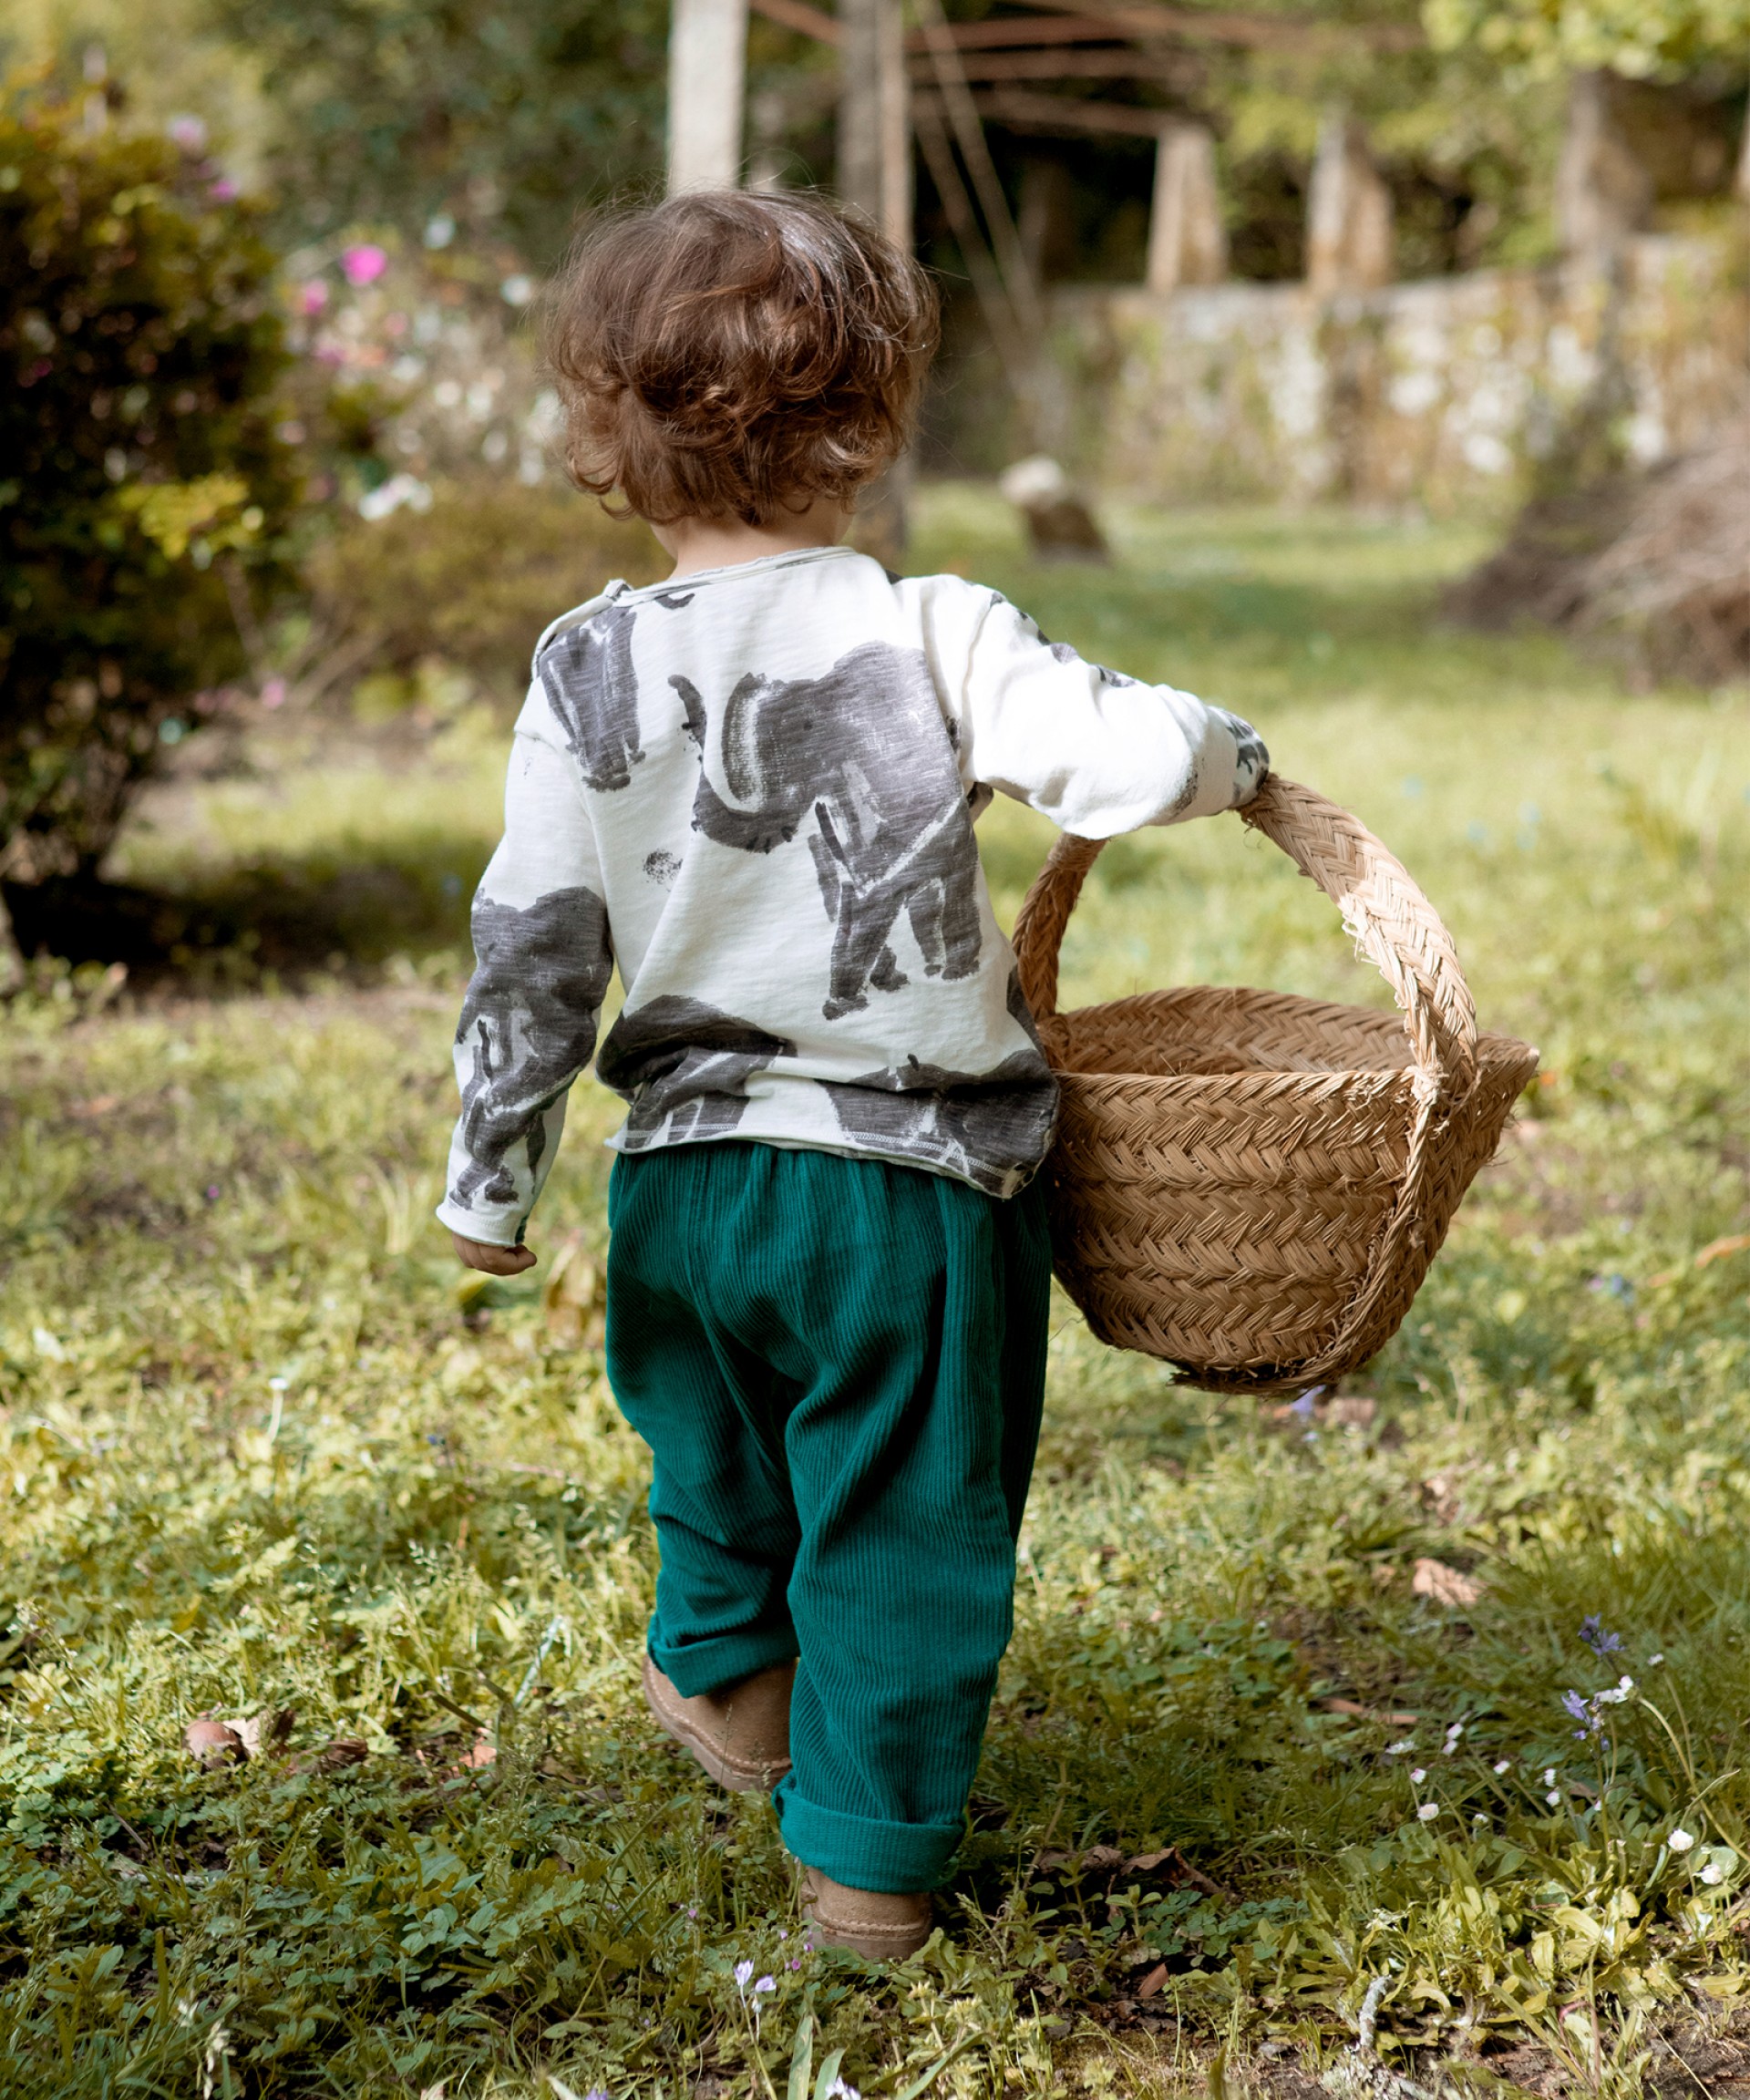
0, 88, 300, 890
307, 477, 666, 714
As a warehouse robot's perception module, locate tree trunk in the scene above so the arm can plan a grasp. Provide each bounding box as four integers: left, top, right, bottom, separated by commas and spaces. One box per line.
667, 0, 748, 195
1147, 123, 1227, 297
1555, 70, 1652, 261
838, 0, 909, 243
1306, 112, 1394, 296
839, 0, 912, 564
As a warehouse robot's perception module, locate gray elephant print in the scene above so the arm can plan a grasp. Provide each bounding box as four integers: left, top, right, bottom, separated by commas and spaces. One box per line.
539, 601, 643, 792
1212, 705, 1269, 782
450, 885, 614, 1210
597, 994, 796, 1148
673, 641, 983, 1021
821, 1045, 1058, 1195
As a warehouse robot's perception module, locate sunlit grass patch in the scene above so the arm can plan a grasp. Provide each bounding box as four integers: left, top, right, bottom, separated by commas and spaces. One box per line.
0, 487, 1745, 2096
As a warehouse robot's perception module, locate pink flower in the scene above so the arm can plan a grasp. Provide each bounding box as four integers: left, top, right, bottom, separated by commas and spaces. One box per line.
295, 281, 329, 316
342, 243, 388, 287
209, 178, 239, 202
260, 678, 287, 710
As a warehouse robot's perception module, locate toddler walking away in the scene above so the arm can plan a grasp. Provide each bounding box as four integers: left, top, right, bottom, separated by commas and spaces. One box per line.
439, 190, 1269, 1961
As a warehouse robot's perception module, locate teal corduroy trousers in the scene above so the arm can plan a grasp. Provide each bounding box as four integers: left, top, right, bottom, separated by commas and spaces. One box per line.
604, 1139, 1052, 1893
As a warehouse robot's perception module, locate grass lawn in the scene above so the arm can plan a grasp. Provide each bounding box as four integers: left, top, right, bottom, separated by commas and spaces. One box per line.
1, 488, 1746, 2099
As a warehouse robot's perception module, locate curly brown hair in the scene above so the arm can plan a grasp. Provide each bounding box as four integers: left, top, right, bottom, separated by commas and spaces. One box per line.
543, 190, 939, 527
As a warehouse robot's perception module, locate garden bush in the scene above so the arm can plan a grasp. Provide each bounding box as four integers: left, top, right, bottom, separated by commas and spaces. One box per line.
0, 85, 300, 894
304, 475, 665, 713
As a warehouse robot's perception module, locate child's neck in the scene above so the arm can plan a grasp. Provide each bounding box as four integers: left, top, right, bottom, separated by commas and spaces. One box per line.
652, 493, 854, 582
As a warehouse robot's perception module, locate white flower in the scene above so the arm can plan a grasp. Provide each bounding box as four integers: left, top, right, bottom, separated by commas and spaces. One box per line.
754, 1975, 775, 1995
1410, 1768, 1427, 1784
1473, 1813, 1488, 1824
1546, 1789, 1562, 1807
1385, 1739, 1415, 1756
1667, 1828, 1695, 1852
828, 2081, 861, 2100
1493, 1759, 1511, 1774
1543, 1768, 1557, 1786
1618, 1674, 1634, 1691
1445, 1722, 1464, 1741
1701, 1864, 1724, 1886
734, 1959, 754, 1989
1418, 1803, 1440, 1821
1648, 1653, 1664, 1667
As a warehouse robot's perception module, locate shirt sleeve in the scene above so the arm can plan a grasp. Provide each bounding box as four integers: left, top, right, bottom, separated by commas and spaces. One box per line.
435, 686, 614, 1249
943, 585, 1269, 838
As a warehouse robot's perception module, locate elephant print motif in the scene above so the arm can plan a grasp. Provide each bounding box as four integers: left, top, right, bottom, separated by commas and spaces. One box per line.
1212, 705, 1268, 783
597, 994, 796, 1148
539, 601, 643, 792
673, 641, 983, 1022
820, 1044, 1058, 1196
450, 885, 614, 1210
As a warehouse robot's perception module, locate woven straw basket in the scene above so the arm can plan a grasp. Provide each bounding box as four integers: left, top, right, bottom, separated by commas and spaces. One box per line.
1011, 777, 1539, 1396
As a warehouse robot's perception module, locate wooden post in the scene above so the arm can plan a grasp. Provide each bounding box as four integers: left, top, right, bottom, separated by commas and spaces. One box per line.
1554, 70, 1652, 260
1306, 111, 1394, 295
1147, 122, 1227, 296
839, 0, 912, 562
839, 0, 910, 243
667, 0, 749, 194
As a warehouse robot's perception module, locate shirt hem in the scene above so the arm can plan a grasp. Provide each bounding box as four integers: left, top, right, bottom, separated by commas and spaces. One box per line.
603, 1127, 1039, 1201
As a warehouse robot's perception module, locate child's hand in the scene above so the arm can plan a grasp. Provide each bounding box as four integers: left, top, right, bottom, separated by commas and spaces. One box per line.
450, 1231, 537, 1276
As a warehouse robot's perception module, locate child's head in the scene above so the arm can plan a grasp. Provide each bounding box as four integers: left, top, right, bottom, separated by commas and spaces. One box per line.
545, 190, 938, 528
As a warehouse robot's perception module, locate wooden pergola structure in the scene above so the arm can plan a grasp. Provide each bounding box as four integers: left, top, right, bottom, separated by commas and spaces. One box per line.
664, 0, 1410, 543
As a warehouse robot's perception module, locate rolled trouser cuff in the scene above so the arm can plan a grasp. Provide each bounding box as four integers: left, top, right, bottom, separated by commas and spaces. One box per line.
774, 1775, 961, 1893
649, 1627, 798, 1702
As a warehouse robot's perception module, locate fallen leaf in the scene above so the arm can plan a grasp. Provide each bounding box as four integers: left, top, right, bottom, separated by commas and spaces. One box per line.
1319, 1697, 1421, 1724
1651, 1233, 1750, 1287
221, 1708, 296, 1760
1412, 1558, 1484, 1608
185, 1718, 244, 1766
289, 1736, 369, 1775
1136, 1962, 1168, 1999
1117, 1845, 1234, 1902
1419, 1475, 1460, 1522
458, 1732, 497, 1769
543, 1233, 603, 1345
1077, 1844, 1124, 1870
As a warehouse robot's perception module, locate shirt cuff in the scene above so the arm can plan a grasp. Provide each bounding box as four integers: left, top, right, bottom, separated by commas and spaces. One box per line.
434, 1199, 524, 1249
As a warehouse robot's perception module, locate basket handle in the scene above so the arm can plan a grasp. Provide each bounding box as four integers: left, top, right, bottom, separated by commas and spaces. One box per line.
1011, 776, 1478, 1093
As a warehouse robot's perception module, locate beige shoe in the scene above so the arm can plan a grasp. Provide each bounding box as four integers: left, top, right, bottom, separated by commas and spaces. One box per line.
641, 1652, 795, 1792
800, 1866, 933, 1961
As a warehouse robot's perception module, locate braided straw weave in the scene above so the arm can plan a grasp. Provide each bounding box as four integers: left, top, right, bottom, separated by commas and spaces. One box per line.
1012, 777, 1539, 1395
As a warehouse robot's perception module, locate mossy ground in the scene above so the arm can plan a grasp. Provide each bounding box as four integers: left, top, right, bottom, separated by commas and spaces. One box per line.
2, 489, 1746, 2098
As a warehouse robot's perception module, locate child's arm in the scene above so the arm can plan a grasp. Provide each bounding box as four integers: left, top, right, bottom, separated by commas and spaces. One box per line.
436, 695, 612, 1267
942, 588, 1268, 834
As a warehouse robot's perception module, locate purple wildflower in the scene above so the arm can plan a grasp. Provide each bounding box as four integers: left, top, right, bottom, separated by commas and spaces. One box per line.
1580, 1616, 1622, 1658
1561, 1690, 1590, 1724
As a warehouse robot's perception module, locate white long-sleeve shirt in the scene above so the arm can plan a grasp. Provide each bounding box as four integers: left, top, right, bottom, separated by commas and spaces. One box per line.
438, 543, 1267, 1244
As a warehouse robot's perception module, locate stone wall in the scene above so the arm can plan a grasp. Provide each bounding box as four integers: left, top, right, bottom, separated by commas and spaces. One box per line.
1044, 233, 1747, 510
